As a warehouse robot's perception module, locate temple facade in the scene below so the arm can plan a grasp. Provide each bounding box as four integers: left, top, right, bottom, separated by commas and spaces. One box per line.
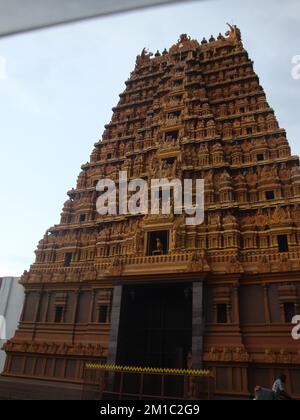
1, 25, 300, 400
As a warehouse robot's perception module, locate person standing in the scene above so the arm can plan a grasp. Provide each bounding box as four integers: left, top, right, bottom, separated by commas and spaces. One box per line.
272, 374, 292, 400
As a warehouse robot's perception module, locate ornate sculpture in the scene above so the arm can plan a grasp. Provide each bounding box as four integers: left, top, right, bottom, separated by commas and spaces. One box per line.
136, 48, 153, 68
152, 238, 164, 255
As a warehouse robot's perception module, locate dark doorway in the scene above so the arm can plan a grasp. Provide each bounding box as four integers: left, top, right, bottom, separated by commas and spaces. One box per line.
217, 304, 228, 324
284, 302, 295, 323
54, 306, 64, 323
117, 283, 192, 369
278, 235, 289, 253
64, 253, 72, 267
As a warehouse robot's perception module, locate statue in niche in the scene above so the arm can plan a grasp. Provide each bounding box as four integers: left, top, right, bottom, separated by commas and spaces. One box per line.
153, 238, 164, 256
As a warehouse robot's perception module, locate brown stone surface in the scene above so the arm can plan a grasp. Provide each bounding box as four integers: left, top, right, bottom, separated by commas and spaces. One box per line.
1, 25, 300, 399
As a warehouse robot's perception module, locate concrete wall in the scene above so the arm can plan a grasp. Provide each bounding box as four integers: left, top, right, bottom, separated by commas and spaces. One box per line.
0, 277, 24, 373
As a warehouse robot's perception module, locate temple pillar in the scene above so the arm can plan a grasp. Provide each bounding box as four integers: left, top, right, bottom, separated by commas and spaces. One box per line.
263, 284, 271, 324
88, 290, 96, 323
107, 285, 123, 365
72, 290, 80, 344
192, 281, 204, 370
32, 289, 43, 340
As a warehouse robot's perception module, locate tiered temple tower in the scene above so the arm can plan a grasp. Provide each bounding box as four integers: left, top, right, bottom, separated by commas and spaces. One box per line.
1, 25, 300, 399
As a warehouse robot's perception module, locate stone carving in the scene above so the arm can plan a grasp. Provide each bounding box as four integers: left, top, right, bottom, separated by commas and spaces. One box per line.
169, 34, 200, 54
188, 252, 210, 272
265, 349, 277, 363
227, 256, 244, 273
136, 48, 153, 68
207, 347, 250, 362
152, 238, 164, 255
233, 347, 251, 362
265, 349, 293, 364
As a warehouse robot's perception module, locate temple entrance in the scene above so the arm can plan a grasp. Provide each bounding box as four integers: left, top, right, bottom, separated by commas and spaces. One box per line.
116, 283, 192, 369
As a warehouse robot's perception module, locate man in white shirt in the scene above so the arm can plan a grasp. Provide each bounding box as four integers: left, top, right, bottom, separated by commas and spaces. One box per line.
272, 374, 292, 400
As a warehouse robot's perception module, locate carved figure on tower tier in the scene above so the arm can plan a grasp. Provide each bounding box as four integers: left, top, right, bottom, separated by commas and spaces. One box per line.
184, 145, 193, 166
231, 143, 243, 166
119, 142, 125, 158
206, 120, 216, 138
196, 120, 205, 139
233, 120, 242, 137
136, 48, 153, 69
279, 164, 291, 184
212, 143, 224, 165
199, 143, 210, 167
246, 170, 258, 190
77, 171, 87, 189
277, 136, 291, 158
122, 158, 132, 178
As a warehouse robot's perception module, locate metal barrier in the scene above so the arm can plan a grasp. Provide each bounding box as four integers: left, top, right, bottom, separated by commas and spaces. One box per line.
82, 364, 215, 400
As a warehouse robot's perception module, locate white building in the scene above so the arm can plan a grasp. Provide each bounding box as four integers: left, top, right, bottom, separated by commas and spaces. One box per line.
0, 277, 24, 373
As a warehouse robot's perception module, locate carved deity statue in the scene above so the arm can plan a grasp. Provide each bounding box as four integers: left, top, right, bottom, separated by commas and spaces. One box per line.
153, 238, 164, 256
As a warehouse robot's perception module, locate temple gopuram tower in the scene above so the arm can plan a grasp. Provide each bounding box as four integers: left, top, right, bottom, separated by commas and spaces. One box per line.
1, 24, 300, 399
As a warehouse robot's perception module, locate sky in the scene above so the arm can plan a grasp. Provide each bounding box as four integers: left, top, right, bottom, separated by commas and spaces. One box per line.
0, 0, 300, 277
